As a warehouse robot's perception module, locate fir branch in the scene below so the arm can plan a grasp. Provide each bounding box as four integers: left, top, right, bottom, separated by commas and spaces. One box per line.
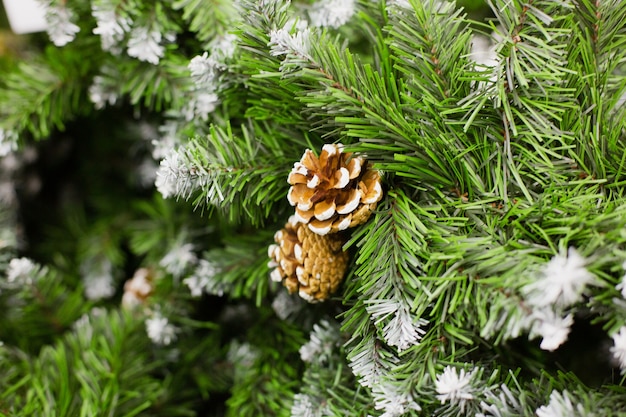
296, 33, 461, 191
0, 310, 170, 415
169, 122, 296, 225
294, 319, 369, 416
234, 0, 313, 131
117, 52, 192, 111
565, 0, 626, 185
343, 189, 469, 359
387, 0, 471, 102
5, 0, 626, 414
456, 0, 581, 205
0, 46, 96, 139
195, 229, 277, 304
0, 264, 89, 354
225, 307, 304, 417
172, 0, 238, 46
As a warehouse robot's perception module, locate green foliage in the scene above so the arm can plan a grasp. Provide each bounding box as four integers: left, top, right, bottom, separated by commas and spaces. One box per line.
172, 0, 238, 46
182, 122, 298, 226
0, 266, 88, 355
2, 0, 626, 415
225, 308, 304, 417
0, 310, 167, 416
0, 45, 96, 139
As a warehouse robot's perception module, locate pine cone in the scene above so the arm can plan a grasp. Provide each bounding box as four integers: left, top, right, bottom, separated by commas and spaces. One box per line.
121, 267, 155, 309
287, 143, 383, 235
268, 216, 349, 302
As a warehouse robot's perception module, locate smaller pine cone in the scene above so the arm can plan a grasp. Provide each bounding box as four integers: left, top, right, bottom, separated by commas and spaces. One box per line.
268, 216, 349, 303
121, 268, 155, 310
287, 143, 383, 235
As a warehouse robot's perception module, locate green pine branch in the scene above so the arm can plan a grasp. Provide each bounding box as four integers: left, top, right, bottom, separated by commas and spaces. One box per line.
0, 45, 97, 140
172, 0, 238, 46
182, 122, 301, 226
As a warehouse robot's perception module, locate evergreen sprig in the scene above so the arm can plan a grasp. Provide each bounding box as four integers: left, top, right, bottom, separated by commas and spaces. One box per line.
0, 46, 95, 140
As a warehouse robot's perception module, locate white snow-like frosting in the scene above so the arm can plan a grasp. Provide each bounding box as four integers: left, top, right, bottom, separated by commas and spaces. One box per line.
322, 143, 338, 156
362, 180, 383, 204
268, 243, 278, 258
314, 202, 336, 221
293, 211, 309, 224
309, 222, 332, 235
337, 216, 351, 230
292, 162, 308, 176
297, 201, 313, 211
298, 289, 316, 302
294, 244, 303, 262
307, 174, 320, 188
296, 266, 307, 285
337, 192, 361, 214
270, 268, 283, 282
349, 157, 362, 178
335, 167, 350, 188
287, 188, 296, 206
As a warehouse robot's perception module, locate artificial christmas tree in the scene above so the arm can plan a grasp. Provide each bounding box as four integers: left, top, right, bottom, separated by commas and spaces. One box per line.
1, 0, 626, 416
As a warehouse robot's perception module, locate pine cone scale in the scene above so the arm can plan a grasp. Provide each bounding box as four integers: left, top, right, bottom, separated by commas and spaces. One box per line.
314, 199, 336, 221
336, 188, 361, 214
286, 143, 383, 236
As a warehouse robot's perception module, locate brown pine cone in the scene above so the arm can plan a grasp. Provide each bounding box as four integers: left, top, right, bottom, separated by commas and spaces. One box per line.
268, 216, 349, 302
287, 143, 383, 235
121, 268, 155, 309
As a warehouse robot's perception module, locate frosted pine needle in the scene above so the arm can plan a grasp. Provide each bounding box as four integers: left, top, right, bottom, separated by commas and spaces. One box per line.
40, 2, 80, 47
145, 312, 177, 346
82, 258, 115, 301
209, 33, 238, 61
348, 338, 390, 388
88, 75, 119, 109
182, 274, 207, 298
152, 121, 181, 161
0, 129, 18, 157
155, 148, 197, 199
299, 319, 340, 363
372, 382, 421, 417
188, 52, 222, 88
181, 91, 220, 121
384, 304, 427, 351
529, 308, 573, 352
160, 242, 197, 278
477, 384, 523, 417
367, 299, 427, 351
308, 0, 356, 28
536, 390, 585, 417
127, 26, 167, 65
92, 1, 132, 52
6, 257, 37, 285
435, 366, 477, 412
523, 247, 596, 309
290, 393, 328, 417
183, 259, 222, 297
268, 27, 311, 58
610, 326, 626, 373
271, 290, 303, 320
